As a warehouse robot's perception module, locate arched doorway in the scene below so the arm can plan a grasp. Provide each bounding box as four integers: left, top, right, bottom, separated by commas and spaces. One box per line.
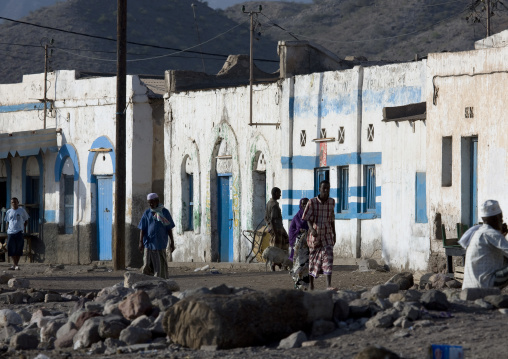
252, 151, 267, 230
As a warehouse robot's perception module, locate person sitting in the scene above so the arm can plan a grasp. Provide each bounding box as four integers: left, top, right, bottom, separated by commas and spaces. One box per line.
462, 199, 508, 289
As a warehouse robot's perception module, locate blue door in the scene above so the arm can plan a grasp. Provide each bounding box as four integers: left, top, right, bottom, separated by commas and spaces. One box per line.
470, 138, 478, 226
97, 176, 113, 260
218, 175, 233, 262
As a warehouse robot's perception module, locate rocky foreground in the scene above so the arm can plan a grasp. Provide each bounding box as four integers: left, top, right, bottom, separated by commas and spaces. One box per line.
0, 270, 507, 358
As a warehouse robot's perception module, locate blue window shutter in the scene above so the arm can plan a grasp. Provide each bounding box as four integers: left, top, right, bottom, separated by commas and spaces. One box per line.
415, 172, 428, 223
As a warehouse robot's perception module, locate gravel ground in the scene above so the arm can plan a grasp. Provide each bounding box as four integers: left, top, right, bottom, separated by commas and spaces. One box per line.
0, 262, 507, 358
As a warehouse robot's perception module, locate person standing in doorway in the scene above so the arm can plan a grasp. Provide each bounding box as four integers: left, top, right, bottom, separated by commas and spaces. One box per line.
265, 187, 289, 251
138, 193, 175, 278
302, 180, 336, 290
5, 197, 29, 270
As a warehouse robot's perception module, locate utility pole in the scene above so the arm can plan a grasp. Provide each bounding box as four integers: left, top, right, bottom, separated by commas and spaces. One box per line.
191, 3, 206, 73
487, 0, 491, 36
114, 0, 126, 270
41, 38, 53, 129
242, 5, 279, 127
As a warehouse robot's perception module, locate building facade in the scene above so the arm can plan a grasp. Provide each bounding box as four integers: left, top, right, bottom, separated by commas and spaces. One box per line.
0, 70, 164, 265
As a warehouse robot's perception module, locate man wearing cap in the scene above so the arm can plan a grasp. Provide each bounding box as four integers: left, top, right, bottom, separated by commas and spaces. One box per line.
138, 193, 175, 278
462, 199, 508, 289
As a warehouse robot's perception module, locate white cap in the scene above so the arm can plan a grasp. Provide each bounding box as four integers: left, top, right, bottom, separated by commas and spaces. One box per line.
480, 200, 502, 218
147, 193, 158, 200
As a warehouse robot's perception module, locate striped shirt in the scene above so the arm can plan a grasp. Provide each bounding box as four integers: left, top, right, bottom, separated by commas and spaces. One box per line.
463, 224, 508, 289
302, 196, 335, 249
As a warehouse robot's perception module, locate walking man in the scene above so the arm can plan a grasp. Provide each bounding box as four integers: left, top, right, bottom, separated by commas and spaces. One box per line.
302, 180, 336, 290
265, 187, 289, 250
138, 193, 175, 278
5, 197, 29, 270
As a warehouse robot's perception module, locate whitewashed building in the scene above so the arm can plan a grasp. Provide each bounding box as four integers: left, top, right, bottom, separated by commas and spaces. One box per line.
165, 43, 428, 267
0, 70, 165, 265
426, 38, 508, 269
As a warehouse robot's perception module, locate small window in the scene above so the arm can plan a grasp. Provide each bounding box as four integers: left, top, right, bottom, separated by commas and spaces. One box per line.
338, 127, 345, 144
188, 174, 194, 231
365, 165, 376, 211
300, 130, 306, 146
442, 136, 452, 187
339, 166, 349, 212
320, 128, 327, 138
367, 124, 374, 141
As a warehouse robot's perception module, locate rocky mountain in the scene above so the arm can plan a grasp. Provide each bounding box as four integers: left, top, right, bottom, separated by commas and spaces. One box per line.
225, 0, 508, 61
0, 0, 506, 84
0, 0, 279, 84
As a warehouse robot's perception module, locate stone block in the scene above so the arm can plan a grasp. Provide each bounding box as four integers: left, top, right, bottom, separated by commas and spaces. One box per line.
8, 278, 29, 289
371, 283, 399, 299
119, 326, 152, 345
420, 290, 450, 311
0, 309, 22, 327
118, 290, 152, 320
9, 330, 39, 350
164, 289, 333, 350
278, 330, 307, 349
73, 317, 102, 348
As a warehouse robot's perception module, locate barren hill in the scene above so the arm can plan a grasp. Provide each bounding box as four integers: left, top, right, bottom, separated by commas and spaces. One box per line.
0, 0, 507, 85
225, 0, 508, 61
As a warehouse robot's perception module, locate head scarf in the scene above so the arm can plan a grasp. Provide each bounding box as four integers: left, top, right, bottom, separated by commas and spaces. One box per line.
288, 198, 309, 247
151, 204, 172, 226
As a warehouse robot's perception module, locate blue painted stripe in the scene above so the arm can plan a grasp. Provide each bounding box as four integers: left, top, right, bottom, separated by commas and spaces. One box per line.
284, 186, 380, 201
44, 210, 56, 223
283, 201, 381, 220
281, 152, 381, 169
0, 102, 47, 113
282, 189, 314, 199
362, 87, 422, 112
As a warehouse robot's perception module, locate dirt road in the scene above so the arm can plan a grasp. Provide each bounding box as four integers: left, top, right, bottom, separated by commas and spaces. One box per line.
1, 262, 507, 358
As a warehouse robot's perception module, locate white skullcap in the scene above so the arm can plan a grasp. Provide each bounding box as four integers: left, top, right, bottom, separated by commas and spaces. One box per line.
480, 199, 502, 218
147, 193, 158, 200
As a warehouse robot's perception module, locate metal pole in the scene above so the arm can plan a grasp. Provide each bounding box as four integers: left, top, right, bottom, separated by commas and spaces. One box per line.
43, 44, 47, 129
487, 0, 491, 37
114, 0, 126, 270
249, 12, 254, 127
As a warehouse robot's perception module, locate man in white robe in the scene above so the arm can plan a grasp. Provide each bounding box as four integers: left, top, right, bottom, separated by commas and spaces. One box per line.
462, 200, 508, 289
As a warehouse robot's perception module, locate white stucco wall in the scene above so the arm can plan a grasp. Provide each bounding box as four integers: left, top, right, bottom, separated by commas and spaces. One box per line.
166, 81, 284, 262
0, 70, 156, 263
427, 46, 508, 255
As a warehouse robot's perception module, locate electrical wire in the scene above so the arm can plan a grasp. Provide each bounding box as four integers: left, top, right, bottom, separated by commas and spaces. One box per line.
54, 21, 249, 63
0, 16, 278, 63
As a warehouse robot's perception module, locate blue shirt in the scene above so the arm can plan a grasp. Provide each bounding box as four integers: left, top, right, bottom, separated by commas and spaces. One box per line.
138, 208, 175, 250
6, 207, 29, 234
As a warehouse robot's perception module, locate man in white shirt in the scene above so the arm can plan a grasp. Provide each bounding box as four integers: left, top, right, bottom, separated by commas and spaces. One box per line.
5, 197, 29, 270
462, 200, 508, 289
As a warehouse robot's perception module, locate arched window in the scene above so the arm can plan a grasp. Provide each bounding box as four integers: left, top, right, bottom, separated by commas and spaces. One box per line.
181, 155, 194, 231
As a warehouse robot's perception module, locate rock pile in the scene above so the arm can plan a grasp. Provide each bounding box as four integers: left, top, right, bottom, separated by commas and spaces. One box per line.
0, 270, 508, 356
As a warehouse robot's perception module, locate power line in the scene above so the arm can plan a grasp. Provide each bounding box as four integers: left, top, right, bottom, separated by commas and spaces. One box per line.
54, 21, 251, 63
0, 16, 278, 63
